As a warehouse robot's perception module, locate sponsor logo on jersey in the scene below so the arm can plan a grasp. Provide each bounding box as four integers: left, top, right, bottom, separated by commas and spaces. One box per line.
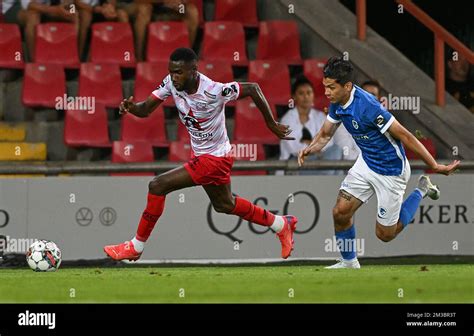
158, 76, 169, 89
352, 119, 359, 129
222, 84, 238, 97
195, 102, 207, 111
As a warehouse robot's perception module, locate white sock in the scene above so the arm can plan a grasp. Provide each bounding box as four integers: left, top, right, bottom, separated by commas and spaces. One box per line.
415, 187, 427, 198
344, 257, 358, 263
131, 237, 144, 253
270, 216, 285, 233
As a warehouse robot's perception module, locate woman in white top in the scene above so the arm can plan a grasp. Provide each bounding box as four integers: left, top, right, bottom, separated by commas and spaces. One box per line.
279, 76, 358, 175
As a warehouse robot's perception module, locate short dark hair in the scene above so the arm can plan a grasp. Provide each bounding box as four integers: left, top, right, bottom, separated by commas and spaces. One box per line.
170, 47, 198, 63
323, 56, 354, 84
291, 75, 314, 95
361, 80, 381, 90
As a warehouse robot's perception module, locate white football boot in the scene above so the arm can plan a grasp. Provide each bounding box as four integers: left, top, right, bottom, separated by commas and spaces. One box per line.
417, 175, 440, 200
325, 258, 361, 269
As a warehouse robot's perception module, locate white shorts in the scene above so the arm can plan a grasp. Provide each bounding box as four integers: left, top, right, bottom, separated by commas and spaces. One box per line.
340, 155, 411, 226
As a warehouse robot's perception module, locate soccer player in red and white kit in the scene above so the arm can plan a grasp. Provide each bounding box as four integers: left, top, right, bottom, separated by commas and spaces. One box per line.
104, 48, 298, 260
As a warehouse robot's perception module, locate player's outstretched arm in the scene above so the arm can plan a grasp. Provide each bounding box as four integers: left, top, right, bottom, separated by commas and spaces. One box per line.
387, 119, 460, 175
298, 120, 339, 167
119, 95, 162, 118
238, 82, 295, 140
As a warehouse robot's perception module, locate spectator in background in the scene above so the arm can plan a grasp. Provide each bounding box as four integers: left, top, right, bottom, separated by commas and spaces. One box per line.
115, 0, 199, 61
11, 0, 78, 62
76, 0, 129, 61
361, 80, 382, 101
2, 0, 23, 23
279, 76, 357, 175
446, 53, 474, 113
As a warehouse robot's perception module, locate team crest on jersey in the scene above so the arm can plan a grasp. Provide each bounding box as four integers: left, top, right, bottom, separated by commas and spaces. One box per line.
204, 91, 216, 99
376, 115, 385, 128
378, 207, 387, 218
181, 108, 209, 131
352, 119, 359, 129
184, 115, 202, 130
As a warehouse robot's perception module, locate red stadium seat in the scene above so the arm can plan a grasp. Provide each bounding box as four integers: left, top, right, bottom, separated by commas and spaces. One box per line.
0, 24, 24, 68
231, 142, 267, 175
79, 63, 123, 108
233, 98, 279, 145
90, 22, 136, 67
257, 21, 301, 64
64, 104, 111, 147
176, 121, 190, 141
214, 0, 258, 28
169, 140, 192, 162
134, 62, 173, 107
304, 58, 329, 110
405, 137, 437, 173
111, 141, 155, 176
120, 105, 169, 147
201, 22, 248, 66
34, 23, 79, 68
248, 60, 291, 106
147, 22, 189, 62
197, 60, 234, 83
22, 63, 65, 108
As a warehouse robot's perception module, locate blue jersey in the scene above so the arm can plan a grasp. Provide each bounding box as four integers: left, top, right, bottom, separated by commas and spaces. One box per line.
327, 85, 406, 176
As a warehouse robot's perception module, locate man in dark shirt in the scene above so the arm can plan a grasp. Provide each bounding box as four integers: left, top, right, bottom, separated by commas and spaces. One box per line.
446, 53, 474, 113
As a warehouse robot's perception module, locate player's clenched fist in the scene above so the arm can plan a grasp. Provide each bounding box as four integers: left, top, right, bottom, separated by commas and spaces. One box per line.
119, 96, 135, 115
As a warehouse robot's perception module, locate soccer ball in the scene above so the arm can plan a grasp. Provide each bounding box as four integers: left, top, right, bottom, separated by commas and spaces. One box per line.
26, 240, 62, 272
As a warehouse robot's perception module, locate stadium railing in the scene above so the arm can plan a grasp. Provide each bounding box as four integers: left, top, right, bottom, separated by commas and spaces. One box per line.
356, 0, 474, 107
0, 160, 472, 175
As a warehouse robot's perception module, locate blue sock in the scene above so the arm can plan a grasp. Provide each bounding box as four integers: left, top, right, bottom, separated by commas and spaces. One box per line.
399, 189, 423, 227
335, 225, 356, 260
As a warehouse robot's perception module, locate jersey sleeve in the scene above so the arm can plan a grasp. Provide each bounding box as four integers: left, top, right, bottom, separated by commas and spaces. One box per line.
326, 103, 341, 123
151, 75, 172, 101
366, 103, 395, 134
218, 81, 241, 103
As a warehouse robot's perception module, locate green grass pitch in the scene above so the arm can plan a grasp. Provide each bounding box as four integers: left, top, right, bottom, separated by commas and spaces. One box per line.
0, 264, 472, 303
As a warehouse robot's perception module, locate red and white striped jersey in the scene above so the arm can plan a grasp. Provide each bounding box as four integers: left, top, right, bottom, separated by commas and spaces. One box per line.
152, 73, 241, 157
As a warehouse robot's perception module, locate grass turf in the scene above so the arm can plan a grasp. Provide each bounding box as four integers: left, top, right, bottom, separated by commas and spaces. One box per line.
0, 264, 472, 303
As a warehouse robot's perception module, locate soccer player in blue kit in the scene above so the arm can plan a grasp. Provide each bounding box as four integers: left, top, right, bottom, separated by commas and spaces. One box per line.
298, 57, 460, 268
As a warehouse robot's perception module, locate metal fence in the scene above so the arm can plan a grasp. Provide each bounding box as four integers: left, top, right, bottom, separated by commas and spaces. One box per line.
0, 160, 471, 175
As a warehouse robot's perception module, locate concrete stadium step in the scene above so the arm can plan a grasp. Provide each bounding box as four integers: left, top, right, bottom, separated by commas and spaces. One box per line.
0, 142, 47, 161
0, 123, 26, 141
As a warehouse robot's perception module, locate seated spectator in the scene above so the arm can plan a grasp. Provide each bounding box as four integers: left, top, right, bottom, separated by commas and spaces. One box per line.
14, 0, 79, 62
361, 80, 382, 101
446, 53, 474, 113
76, 0, 129, 61
115, 0, 199, 61
2, 0, 23, 23
324, 106, 360, 162
279, 76, 346, 175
